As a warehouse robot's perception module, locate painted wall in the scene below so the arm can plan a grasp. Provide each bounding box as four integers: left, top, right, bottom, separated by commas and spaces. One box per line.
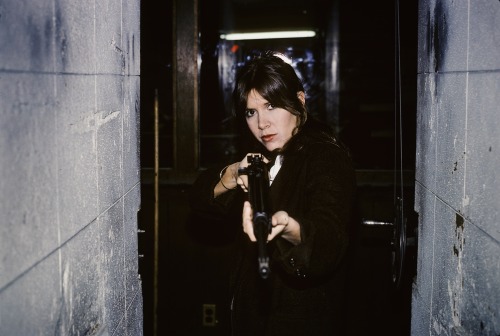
413, 0, 500, 335
0, 0, 142, 335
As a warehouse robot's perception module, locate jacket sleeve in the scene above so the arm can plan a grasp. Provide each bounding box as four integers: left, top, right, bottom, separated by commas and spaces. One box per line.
273, 144, 356, 280
189, 166, 234, 217
188, 166, 245, 243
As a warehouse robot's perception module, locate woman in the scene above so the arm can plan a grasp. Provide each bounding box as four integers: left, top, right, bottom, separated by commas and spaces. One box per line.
190, 51, 356, 335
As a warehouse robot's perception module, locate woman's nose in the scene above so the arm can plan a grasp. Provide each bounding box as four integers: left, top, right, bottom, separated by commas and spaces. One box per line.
258, 114, 270, 130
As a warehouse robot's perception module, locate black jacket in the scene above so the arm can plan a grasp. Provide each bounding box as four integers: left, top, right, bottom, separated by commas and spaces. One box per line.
190, 119, 356, 335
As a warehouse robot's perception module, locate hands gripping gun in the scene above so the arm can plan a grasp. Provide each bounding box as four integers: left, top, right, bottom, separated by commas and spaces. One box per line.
238, 154, 272, 279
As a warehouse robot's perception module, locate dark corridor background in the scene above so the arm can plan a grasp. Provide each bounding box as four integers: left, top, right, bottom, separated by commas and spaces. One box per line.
139, 0, 418, 335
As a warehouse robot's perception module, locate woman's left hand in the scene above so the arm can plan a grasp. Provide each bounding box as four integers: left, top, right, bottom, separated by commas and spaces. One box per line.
242, 201, 301, 245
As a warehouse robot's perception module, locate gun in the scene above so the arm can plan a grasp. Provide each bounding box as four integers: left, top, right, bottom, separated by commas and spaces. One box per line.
238, 154, 272, 279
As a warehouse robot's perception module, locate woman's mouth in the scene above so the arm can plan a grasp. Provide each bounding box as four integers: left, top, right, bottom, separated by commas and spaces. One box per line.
261, 134, 276, 142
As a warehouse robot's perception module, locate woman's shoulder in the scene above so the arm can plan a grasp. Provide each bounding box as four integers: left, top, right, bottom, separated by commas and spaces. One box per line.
292, 118, 351, 158
301, 140, 351, 168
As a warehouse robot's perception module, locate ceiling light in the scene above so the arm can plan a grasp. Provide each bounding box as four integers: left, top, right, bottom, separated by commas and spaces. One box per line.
220, 30, 316, 41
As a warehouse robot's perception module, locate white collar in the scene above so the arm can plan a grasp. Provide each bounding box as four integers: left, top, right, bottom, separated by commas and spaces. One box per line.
269, 155, 282, 185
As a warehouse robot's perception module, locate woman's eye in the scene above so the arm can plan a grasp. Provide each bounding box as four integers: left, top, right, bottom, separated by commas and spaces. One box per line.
245, 109, 256, 118
266, 103, 274, 110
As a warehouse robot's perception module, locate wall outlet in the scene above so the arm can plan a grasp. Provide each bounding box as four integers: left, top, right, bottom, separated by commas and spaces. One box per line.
202, 304, 217, 327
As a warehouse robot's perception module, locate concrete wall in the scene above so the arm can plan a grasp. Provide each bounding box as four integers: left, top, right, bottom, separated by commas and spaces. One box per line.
0, 0, 142, 335
413, 0, 500, 335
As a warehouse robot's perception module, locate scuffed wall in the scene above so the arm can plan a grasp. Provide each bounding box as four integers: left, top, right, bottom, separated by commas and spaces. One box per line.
413, 0, 500, 335
0, 0, 142, 335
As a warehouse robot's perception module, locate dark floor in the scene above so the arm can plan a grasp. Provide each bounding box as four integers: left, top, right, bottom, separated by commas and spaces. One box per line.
138, 181, 416, 336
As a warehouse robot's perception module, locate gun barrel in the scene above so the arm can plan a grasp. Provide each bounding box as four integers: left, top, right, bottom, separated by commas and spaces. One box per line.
239, 155, 272, 279
258, 257, 270, 279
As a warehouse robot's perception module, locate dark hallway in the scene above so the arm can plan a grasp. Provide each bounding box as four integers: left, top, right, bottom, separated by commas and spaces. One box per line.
138, 0, 418, 335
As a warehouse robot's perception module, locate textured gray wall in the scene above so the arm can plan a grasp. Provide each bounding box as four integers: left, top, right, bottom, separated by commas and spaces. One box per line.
0, 0, 142, 335
413, 0, 500, 335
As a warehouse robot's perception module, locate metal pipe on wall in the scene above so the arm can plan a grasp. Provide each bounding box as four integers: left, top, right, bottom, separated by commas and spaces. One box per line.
153, 89, 160, 336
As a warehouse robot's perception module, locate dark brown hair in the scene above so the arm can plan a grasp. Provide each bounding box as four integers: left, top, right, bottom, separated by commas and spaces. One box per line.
232, 51, 308, 131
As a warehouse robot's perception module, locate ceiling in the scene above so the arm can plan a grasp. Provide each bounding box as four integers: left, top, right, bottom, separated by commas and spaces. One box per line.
219, 0, 333, 33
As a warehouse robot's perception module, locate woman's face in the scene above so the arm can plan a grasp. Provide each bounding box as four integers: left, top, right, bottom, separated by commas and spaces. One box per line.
244, 89, 299, 152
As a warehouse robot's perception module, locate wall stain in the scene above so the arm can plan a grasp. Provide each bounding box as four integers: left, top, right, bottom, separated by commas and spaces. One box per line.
456, 213, 464, 230
453, 245, 459, 257
26, 15, 53, 70
432, 1, 448, 72
132, 34, 135, 63
111, 37, 126, 74
55, 5, 67, 70
83, 322, 100, 335
453, 213, 464, 257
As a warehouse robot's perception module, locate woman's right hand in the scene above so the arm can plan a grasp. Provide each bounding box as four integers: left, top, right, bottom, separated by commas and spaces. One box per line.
214, 153, 269, 197
236, 153, 270, 192
214, 162, 239, 197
